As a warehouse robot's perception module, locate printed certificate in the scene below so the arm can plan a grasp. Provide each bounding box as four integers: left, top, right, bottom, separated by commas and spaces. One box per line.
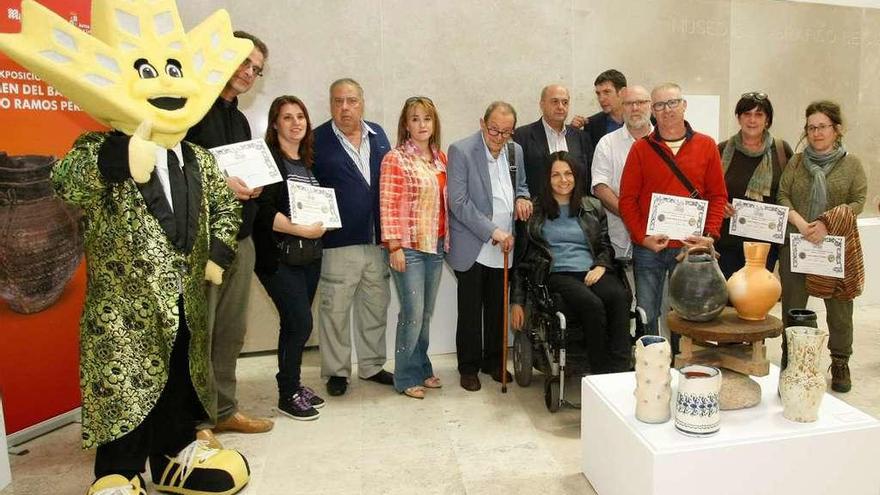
790, 233, 845, 278
287, 181, 342, 229
729, 199, 789, 244
209, 139, 282, 189
646, 193, 708, 240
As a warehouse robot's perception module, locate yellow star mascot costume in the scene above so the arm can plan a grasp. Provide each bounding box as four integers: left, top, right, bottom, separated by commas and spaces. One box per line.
0, 1, 255, 493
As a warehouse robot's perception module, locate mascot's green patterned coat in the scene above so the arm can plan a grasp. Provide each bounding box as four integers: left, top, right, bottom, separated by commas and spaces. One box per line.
52, 132, 241, 448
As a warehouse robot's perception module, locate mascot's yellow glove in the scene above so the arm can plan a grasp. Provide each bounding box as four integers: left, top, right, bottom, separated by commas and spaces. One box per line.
205, 260, 224, 285
129, 121, 160, 184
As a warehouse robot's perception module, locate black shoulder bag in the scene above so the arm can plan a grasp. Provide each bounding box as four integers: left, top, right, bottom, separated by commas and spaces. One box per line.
646, 139, 703, 200
277, 163, 323, 266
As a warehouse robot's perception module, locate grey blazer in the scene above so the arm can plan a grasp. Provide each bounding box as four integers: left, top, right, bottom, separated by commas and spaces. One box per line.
447, 130, 528, 272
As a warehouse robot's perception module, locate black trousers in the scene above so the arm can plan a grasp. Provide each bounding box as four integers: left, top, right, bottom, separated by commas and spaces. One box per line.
454, 262, 505, 375
548, 271, 631, 373
94, 297, 204, 481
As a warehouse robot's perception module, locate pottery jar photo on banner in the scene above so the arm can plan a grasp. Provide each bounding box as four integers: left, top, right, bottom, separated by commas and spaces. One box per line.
634, 335, 672, 424
669, 246, 728, 322
727, 242, 781, 321
674, 364, 721, 436
779, 326, 829, 423
0, 153, 83, 314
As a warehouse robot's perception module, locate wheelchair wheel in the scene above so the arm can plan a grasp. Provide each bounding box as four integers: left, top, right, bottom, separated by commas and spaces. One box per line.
513, 330, 533, 387
544, 376, 561, 413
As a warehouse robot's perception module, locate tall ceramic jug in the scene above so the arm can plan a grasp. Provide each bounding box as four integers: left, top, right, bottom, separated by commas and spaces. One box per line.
727, 242, 781, 321
669, 246, 728, 322
0, 154, 83, 313
779, 326, 829, 423
674, 364, 721, 436
634, 336, 672, 423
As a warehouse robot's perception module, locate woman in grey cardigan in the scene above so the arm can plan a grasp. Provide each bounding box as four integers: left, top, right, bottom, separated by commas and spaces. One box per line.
777, 100, 867, 393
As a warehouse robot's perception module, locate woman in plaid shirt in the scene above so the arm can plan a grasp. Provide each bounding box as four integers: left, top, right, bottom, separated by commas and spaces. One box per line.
379, 97, 448, 399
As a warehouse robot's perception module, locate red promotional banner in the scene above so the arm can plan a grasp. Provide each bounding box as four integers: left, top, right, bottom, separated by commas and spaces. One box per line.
0, 0, 104, 436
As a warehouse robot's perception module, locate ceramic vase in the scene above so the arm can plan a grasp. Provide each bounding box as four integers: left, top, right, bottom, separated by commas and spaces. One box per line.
634, 335, 672, 423
781, 309, 818, 372
0, 154, 83, 313
674, 364, 721, 436
669, 246, 728, 322
779, 326, 829, 423
727, 242, 781, 321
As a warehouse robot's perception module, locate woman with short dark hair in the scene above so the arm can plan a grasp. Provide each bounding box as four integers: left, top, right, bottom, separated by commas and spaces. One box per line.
716, 92, 793, 278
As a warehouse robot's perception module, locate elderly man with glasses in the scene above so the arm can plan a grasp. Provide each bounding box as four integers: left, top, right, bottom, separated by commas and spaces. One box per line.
617, 83, 728, 345
447, 101, 530, 391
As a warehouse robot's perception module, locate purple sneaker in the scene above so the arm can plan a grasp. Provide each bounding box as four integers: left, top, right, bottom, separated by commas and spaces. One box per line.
298, 385, 325, 409
278, 393, 319, 421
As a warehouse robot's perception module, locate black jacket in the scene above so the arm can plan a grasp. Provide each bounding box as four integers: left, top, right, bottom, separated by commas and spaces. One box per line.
513, 118, 593, 198
185, 96, 257, 240
510, 196, 615, 306
584, 111, 616, 150
252, 147, 320, 273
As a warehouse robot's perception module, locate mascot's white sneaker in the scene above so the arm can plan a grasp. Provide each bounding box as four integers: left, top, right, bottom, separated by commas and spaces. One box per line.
87, 474, 147, 495
153, 440, 250, 495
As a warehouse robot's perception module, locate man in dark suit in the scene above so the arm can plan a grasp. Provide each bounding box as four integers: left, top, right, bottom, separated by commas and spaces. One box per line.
513, 84, 594, 198
574, 69, 627, 150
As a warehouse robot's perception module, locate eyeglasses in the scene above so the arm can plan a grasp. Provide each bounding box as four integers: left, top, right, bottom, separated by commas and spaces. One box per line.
623, 99, 651, 108
806, 123, 835, 134
741, 91, 768, 101
406, 96, 434, 104
239, 59, 264, 77
486, 127, 514, 138
651, 98, 683, 112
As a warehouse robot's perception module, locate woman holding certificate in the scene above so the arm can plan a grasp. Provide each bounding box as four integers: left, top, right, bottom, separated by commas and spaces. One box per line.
253, 96, 326, 419
777, 100, 867, 393
716, 92, 793, 279
379, 96, 448, 400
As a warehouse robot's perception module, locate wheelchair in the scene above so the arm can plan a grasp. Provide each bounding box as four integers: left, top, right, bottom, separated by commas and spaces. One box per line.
512, 257, 646, 412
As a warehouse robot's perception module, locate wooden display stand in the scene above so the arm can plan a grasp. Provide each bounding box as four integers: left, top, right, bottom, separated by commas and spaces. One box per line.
667, 307, 783, 377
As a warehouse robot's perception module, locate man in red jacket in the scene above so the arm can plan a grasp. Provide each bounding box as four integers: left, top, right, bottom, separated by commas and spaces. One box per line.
618, 82, 727, 339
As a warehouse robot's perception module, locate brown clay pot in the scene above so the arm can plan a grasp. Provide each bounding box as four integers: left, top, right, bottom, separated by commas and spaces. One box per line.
727, 242, 781, 321
669, 246, 728, 322
0, 153, 83, 313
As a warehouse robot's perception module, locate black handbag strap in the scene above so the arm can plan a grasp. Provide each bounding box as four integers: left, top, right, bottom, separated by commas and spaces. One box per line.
646, 138, 702, 200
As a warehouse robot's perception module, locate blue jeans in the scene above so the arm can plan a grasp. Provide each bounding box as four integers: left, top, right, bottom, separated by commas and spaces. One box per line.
388, 241, 443, 392
256, 260, 321, 398
632, 245, 679, 337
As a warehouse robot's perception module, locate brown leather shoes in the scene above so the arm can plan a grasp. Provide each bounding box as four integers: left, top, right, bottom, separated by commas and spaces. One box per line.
460, 373, 481, 392
195, 428, 223, 449
214, 412, 274, 434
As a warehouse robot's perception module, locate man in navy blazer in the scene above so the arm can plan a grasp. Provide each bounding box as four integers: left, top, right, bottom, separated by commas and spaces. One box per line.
447, 101, 530, 392
513, 84, 594, 199
312, 78, 393, 397
581, 69, 627, 149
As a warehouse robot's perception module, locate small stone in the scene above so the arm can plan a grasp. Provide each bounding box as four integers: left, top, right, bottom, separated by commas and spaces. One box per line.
719, 369, 761, 410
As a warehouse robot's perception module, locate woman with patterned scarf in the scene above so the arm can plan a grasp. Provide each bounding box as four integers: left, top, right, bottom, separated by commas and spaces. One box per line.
777, 100, 867, 393
716, 92, 793, 279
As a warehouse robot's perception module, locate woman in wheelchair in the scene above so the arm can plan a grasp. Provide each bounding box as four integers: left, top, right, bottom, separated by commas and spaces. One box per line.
510, 151, 632, 374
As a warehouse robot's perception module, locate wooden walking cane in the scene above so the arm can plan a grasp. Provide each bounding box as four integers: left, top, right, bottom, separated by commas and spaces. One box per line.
502, 250, 509, 393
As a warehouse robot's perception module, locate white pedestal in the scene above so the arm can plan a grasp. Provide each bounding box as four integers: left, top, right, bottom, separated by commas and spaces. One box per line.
581, 367, 880, 495
1, 397, 11, 490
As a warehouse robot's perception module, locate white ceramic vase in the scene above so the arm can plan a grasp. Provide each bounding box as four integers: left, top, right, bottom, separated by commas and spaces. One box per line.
634, 335, 672, 423
779, 326, 829, 423
674, 364, 722, 436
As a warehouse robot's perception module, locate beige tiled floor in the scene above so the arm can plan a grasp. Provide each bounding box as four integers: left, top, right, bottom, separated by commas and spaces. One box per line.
3, 303, 879, 494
